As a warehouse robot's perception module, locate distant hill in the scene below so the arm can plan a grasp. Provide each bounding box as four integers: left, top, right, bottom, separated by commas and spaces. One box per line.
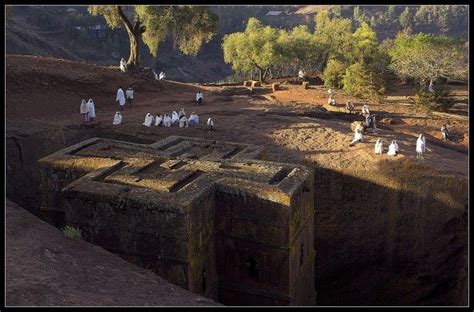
6, 5, 468, 83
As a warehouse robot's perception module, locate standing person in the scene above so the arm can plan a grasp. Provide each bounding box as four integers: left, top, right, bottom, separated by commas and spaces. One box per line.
126, 86, 134, 107
441, 124, 449, 141
80, 99, 89, 124
86, 98, 96, 121
374, 138, 383, 154
113, 111, 122, 125
196, 91, 203, 105
416, 134, 426, 159
116, 86, 126, 111
207, 117, 215, 132
119, 58, 127, 72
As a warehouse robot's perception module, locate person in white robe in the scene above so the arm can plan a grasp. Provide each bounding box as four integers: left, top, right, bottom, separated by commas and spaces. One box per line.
119, 58, 127, 72
143, 113, 154, 127
159, 71, 166, 80
86, 98, 96, 121
155, 114, 163, 126
327, 88, 333, 98
374, 138, 383, 154
112, 112, 122, 125
178, 108, 186, 119
349, 123, 364, 146
126, 86, 134, 107
163, 114, 172, 127
207, 117, 215, 132
196, 91, 203, 105
428, 80, 434, 93
152, 69, 159, 81
387, 140, 399, 156
441, 124, 449, 141
179, 116, 189, 128
80, 99, 89, 124
188, 112, 199, 125
416, 134, 426, 158
171, 111, 180, 124
362, 104, 370, 116
298, 69, 305, 80
116, 86, 126, 111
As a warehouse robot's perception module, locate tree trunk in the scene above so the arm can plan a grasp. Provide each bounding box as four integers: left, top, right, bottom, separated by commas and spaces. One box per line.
116, 6, 140, 70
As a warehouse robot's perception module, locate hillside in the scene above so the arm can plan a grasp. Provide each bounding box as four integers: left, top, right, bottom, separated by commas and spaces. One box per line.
6, 56, 468, 306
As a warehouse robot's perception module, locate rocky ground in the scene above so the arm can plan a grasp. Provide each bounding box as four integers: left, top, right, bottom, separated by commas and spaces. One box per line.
5, 200, 221, 306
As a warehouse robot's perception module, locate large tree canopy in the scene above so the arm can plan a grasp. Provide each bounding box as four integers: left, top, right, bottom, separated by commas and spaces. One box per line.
388, 32, 467, 86
222, 18, 280, 82
88, 5, 218, 70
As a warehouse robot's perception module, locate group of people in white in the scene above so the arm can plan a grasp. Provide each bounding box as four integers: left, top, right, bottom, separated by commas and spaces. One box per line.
140, 108, 214, 131
345, 99, 442, 159
115, 86, 134, 111
351, 121, 429, 158
79, 98, 96, 124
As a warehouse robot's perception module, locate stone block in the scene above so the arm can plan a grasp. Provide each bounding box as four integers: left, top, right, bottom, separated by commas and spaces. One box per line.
38, 135, 315, 306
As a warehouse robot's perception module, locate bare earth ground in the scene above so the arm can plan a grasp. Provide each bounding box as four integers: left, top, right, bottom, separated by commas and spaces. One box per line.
6, 55, 469, 306
6, 55, 468, 178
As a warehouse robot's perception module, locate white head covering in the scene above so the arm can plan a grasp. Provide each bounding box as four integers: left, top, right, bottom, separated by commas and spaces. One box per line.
163, 114, 171, 127
207, 117, 214, 126
143, 113, 153, 127
416, 134, 426, 153
80, 99, 88, 114
113, 111, 122, 125
179, 116, 189, 128
86, 99, 96, 118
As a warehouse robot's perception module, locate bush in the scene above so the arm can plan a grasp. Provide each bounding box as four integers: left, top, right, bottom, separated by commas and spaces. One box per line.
63, 226, 82, 239
342, 62, 384, 102
414, 85, 453, 112
322, 59, 345, 89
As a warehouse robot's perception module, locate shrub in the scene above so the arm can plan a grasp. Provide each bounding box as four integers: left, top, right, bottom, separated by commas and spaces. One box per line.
322, 59, 345, 89
342, 62, 384, 102
414, 85, 453, 112
63, 226, 82, 239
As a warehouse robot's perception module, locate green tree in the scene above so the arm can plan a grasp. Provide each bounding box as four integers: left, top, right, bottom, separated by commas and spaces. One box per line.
415, 5, 468, 37
386, 5, 396, 19
399, 7, 412, 32
222, 18, 279, 82
314, 10, 353, 65
275, 25, 326, 76
342, 62, 385, 102
388, 32, 467, 87
322, 58, 346, 88
88, 5, 218, 70
351, 22, 378, 63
